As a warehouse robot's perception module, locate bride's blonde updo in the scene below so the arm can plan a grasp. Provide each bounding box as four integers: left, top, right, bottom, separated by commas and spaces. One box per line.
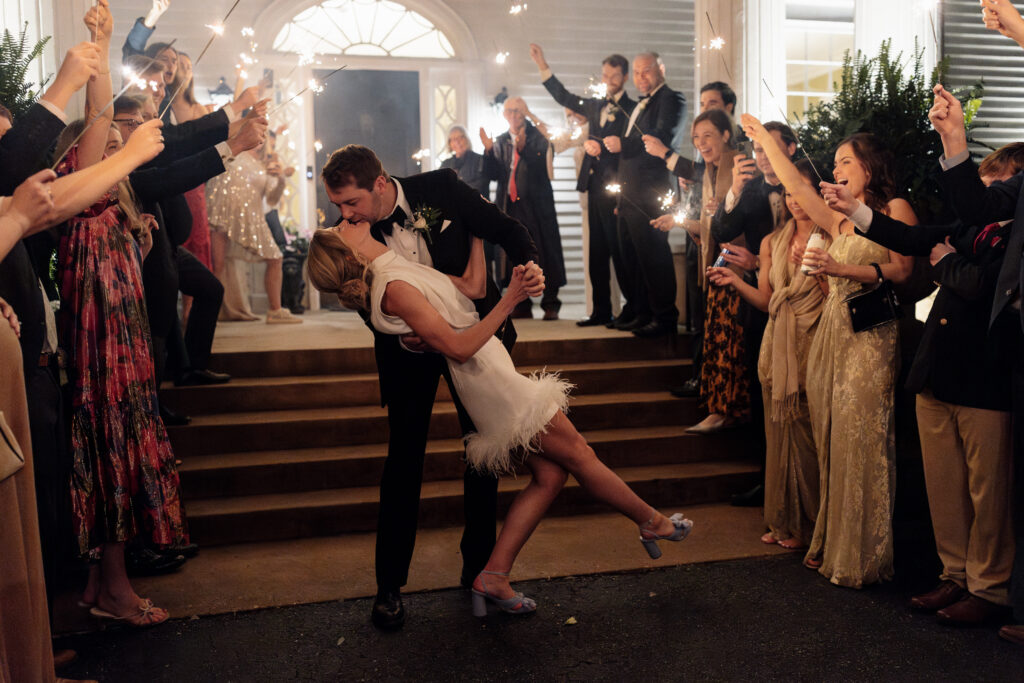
307, 228, 373, 312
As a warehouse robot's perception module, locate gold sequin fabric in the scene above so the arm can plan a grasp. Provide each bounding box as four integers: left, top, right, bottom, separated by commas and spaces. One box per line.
206, 152, 283, 261
805, 233, 897, 588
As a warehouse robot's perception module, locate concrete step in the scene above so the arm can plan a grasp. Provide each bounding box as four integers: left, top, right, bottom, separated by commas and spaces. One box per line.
178, 425, 755, 498
167, 391, 705, 457
184, 461, 761, 546
208, 332, 694, 378
162, 359, 694, 415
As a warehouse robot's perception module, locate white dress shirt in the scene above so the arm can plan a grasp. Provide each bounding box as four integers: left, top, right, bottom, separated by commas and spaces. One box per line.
381, 178, 433, 267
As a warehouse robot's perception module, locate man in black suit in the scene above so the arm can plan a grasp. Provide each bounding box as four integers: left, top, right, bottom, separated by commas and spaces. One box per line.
602, 52, 686, 337
321, 145, 542, 630
529, 43, 634, 327
0, 41, 101, 625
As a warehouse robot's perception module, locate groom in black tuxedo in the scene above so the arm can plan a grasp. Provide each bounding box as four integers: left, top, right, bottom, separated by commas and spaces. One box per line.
322, 145, 542, 630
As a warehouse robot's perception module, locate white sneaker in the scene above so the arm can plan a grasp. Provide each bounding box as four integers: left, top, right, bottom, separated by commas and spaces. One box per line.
266, 308, 303, 324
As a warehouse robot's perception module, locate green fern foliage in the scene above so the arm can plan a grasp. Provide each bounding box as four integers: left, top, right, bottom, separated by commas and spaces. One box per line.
795, 39, 984, 221
0, 23, 51, 119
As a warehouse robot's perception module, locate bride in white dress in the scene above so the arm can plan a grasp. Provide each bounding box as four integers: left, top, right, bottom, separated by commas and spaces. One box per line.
308, 220, 693, 616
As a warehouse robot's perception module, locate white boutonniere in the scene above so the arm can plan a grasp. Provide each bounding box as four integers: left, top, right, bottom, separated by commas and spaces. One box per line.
404, 204, 442, 245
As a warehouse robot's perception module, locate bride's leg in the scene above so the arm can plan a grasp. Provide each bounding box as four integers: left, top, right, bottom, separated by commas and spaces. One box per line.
474, 456, 568, 600
537, 412, 678, 536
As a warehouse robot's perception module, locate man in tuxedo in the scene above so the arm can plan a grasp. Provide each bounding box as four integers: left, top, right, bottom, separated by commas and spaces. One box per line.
321, 145, 542, 630
603, 52, 686, 337
529, 43, 634, 327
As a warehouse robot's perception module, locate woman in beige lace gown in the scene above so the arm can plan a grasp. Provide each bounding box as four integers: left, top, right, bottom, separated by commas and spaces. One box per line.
207, 151, 301, 323
708, 160, 828, 549
743, 116, 917, 588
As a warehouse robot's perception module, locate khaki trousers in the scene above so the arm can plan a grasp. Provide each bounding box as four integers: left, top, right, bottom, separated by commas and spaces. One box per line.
916, 391, 1015, 604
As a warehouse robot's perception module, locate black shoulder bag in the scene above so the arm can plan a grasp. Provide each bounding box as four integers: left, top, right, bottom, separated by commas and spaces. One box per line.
844, 262, 902, 333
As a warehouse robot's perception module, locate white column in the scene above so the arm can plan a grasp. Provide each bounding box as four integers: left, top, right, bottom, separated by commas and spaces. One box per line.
741, 0, 787, 122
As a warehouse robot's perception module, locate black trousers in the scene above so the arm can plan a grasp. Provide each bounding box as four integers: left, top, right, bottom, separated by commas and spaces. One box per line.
684, 237, 705, 369
585, 187, 624, 320
176, 246, 223, 372
374, 335, 498, 590
25, 360, 68, 619
143, 227, 178, 386
617, 201, 678, 326
1007, 316, 1024, 621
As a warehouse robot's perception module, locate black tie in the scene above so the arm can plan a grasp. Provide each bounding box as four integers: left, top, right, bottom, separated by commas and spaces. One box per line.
373, 206, 407, 236
638, 94, 650, 101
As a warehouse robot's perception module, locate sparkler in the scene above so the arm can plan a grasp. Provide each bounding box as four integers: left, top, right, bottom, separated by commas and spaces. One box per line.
495, 51, 510, 65
509, 3, 528, 15
160, 0, 243, 120
760, 79, 823, 182
268, 65, 347, 116
659, 190, 676, 212
704, 11, 733, 81
50, 55, 168, 171
313, 140, 323, 153
586, 81, 608, 99
411, 148, 431, 166
605, 183, 653, 219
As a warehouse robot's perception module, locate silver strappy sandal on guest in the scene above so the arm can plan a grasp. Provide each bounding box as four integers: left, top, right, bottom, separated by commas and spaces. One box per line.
471, 570, 537, 617
639, 513, 694, 559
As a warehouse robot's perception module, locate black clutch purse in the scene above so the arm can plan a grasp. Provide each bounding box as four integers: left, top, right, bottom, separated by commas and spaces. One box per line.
844, 262, 902, 333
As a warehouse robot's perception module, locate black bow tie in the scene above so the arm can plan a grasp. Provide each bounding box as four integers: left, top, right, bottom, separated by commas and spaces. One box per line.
373, 206, 407, 236
638, 94, 651, 101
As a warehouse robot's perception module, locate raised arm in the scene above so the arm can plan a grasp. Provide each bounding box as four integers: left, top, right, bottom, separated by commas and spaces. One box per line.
741, 114, 839, 234
78, 1, 115, 169
383, 265, 528, 364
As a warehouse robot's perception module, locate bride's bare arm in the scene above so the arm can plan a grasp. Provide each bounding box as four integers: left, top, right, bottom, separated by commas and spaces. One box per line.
447, 236, 487, 300
384, 266, 527, 364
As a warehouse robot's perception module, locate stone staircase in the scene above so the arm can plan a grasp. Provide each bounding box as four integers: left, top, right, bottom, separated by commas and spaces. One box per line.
162, 334, 760, 547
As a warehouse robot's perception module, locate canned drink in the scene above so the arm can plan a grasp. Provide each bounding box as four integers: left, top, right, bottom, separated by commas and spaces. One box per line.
713, 248, 732, 269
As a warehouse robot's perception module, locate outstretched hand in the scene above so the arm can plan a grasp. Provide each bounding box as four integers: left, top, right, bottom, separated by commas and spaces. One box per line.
7, 169, 57, 236
505, 264, 531, 305
982, 0, 1024, 45
739, 113, 768, 144
528, 43, 549, 71
642, 134, 668, 159
650, 214, 676, 232
819, 180, 858, 215
928, 84, 965, 138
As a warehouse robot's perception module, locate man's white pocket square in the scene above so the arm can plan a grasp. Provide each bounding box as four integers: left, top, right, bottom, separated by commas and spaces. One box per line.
440, 219, 452, 233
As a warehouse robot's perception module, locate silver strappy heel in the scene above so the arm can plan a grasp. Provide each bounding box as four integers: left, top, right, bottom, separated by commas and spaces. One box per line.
471, 570, 537, 617
640, 513, 694, 559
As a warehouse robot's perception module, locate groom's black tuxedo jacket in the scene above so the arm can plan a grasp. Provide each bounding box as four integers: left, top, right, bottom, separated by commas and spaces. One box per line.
367, 168, 540, 406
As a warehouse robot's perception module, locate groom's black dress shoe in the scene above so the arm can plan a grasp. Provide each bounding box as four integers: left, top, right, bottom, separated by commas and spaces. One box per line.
371, 590, 405, 631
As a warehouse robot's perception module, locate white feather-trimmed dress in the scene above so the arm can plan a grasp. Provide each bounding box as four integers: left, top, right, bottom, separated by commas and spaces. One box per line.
369, 251, 571, 474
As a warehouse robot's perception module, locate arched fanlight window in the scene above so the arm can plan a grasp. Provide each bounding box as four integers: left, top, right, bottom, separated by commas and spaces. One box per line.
273, 0, 455, 59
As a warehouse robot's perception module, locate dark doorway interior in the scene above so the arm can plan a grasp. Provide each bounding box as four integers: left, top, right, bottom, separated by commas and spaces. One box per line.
312, 68, 421, 227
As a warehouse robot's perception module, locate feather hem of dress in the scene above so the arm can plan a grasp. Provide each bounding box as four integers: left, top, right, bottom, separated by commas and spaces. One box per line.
464, 372, 573, 475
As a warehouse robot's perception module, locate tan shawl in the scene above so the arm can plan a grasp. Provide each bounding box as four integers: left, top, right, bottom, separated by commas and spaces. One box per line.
762, 219, 829, 422
697, 147, 739, 289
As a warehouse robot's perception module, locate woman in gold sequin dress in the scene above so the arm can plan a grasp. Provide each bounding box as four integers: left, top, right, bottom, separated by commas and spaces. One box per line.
206, 150, 301, 323
744, 115, 917, 588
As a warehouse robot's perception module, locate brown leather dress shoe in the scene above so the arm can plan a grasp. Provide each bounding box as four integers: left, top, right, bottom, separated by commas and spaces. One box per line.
909, 580, 967, 611
936, 595, 1010, 625
999, 624, 1024, 646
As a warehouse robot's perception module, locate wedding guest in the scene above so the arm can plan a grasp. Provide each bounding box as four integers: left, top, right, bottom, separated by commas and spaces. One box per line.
707, 160, 828, 549
650, 109, 742, 433
531, 44, 633, 327
481, 96, 566, 320
821, 141, 1023, 625
318, 144, 540, 630
53, 2, 186, 628
743, 114, 915, 587
713, 121, 798, 506
308, 226, 693, 616
440, 126, 492, 199
603, 52, 686, 337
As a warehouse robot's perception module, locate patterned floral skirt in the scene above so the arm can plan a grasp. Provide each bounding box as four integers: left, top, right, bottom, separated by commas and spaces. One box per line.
59, 204, 188, 556
699, 285, 750, 418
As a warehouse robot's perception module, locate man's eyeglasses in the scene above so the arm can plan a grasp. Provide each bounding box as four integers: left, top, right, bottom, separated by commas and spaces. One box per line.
114, 118, 144, 130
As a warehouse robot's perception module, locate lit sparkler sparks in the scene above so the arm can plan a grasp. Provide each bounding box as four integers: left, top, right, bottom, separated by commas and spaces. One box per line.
509, 3, 528, 15
269, 65, 348, 116
605, 183, 653, 218
241, 26, 255, 38
710, 36, 725, 50
495, 51, 510, 65
205, 23, 225, 36
313, 140, 323, 153
704, 11, 733, 80
660, 190, 676, 211
411, 148, 431, 165
587, 81, 609, 99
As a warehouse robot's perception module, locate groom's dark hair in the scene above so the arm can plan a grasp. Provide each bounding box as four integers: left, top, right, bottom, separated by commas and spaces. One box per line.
321, 144, 390, 191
